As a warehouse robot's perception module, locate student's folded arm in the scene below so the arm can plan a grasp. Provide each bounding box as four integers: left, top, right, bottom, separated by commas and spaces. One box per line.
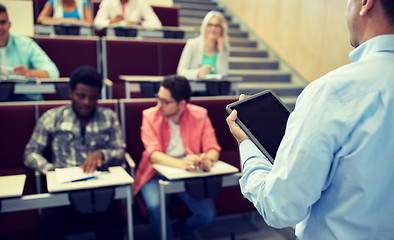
139, 2, 162, 29
37, 3, 55, 24
28, 40, 59, 78
150, 151, 184, 169
93, 3, 111, 29
83, 5, 94, 25
177, 41, 200, 79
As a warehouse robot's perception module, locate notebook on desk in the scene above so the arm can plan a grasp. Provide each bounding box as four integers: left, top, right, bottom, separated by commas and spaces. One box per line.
153, 161, 239, 180
226, 90, 291, 164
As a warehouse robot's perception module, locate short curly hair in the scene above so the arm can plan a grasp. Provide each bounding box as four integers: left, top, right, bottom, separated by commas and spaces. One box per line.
69, 66, 102, 91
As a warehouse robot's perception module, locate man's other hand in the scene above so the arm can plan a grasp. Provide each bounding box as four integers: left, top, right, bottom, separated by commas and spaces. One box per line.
226, 94, 249, 145
81, 150, 103, 173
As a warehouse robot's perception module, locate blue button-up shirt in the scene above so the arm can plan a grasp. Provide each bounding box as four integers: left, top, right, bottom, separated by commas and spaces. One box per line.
2, 34, 59, 100
239, 34, 394, 240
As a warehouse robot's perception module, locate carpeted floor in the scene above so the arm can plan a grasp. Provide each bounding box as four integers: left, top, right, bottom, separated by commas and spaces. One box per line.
133, 211, 296, 240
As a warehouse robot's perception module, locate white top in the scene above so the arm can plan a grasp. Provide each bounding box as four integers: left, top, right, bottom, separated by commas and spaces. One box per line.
94, 0, 162, 30
166, 119, 185, 158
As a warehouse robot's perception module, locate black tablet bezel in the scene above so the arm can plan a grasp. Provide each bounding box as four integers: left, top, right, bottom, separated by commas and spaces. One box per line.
226, 90, 291, 164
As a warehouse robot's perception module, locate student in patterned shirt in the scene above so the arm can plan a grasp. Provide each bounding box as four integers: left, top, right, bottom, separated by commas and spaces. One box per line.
24, 65, 125, 240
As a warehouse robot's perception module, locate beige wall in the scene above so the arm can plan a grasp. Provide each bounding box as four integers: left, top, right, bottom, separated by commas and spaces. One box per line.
222, 0, 354, 83
0, 0, 34, 36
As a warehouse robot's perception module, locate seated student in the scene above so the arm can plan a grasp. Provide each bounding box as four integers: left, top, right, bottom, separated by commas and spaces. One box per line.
134, 75, 221, 240
94, 0, 162, 30
0, 4, 59, 101
177, 11, 229, 80
24, 66, 125, 240
37, 0, 94, 26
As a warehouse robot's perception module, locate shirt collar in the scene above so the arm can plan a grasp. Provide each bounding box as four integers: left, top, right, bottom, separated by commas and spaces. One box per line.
349, 34, 394, 63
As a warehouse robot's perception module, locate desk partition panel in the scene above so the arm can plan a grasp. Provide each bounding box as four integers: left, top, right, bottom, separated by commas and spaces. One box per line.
102, 37, 161, 98
159, 41, 185, 76
34, 35, 101, 77
153, 6, 180, 27
0, 103, 39, 239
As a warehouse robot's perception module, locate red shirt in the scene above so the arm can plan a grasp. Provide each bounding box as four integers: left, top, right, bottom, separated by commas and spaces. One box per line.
134, 104, 221, 193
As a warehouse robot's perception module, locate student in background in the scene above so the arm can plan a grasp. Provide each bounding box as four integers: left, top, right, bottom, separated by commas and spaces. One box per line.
177, 11, 229, 80
0, 4, 59, 101
226, 0, 394, 239
24, 66, 125, 240
37, 0, 94, 26
134, 75, 221, 240
94, 0, 162, 30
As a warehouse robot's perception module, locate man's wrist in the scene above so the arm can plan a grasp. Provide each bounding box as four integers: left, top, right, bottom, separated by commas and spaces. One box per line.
204, 156, 215, 162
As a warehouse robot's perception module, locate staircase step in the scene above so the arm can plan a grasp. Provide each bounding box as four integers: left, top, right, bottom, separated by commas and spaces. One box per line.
180, 10, 232, 21
230, 38, 257, 48
180, 17, 240, 29
228, 30, 248, 38
229, 69, 292, 82
174, 0, 216, 5
229, 57, 279, 70
174, 2, 218, 11
230, 47, 268, 58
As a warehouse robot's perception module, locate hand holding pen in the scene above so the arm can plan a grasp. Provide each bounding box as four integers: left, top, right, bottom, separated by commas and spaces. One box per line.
185, 148, 212, 171
184, 148, 200, 171
197, 65, 215, 78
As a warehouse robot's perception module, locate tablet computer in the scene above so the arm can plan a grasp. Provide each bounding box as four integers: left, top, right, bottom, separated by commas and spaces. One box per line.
226, 90, 291, 164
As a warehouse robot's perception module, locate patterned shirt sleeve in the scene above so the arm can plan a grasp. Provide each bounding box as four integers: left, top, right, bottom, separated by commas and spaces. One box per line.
24, 110, 55, 174
99, 109, 126, 166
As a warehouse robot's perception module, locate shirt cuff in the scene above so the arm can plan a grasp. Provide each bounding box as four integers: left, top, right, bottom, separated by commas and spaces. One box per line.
100, 150, 108, 164
239, 139, 270, 167
42, 163, 55, 174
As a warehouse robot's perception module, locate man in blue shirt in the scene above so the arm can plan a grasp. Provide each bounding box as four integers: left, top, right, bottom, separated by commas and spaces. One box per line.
0, 4, 59, 101
227, 0, 394, 239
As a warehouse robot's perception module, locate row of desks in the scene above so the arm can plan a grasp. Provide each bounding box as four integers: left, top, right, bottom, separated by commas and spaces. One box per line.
0, 162, 241, 240
0, 75, 242, 101
35, 23, 200, 39
0, 167, 134, 240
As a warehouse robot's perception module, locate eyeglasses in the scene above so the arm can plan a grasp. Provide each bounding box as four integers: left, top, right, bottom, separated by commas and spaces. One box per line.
156, 97, 177, 106
207, 23, 222, 29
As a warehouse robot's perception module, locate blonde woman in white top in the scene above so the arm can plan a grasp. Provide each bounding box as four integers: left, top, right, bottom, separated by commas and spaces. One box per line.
177, 11, 229, 80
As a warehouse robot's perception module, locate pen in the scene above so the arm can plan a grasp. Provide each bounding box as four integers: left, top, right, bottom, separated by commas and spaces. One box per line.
71, 175, 96, 182
185, 147, 194, 155
185, 147, 197, 170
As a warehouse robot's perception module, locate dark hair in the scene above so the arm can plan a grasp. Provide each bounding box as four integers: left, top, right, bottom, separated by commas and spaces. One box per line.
0, 4, 8, 16
161, 75, 191, 103
69, 66, 103, 91
381, 0, 394, 25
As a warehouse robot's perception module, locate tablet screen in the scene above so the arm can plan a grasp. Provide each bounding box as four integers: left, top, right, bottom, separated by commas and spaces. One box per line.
226, 90, 291, 163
